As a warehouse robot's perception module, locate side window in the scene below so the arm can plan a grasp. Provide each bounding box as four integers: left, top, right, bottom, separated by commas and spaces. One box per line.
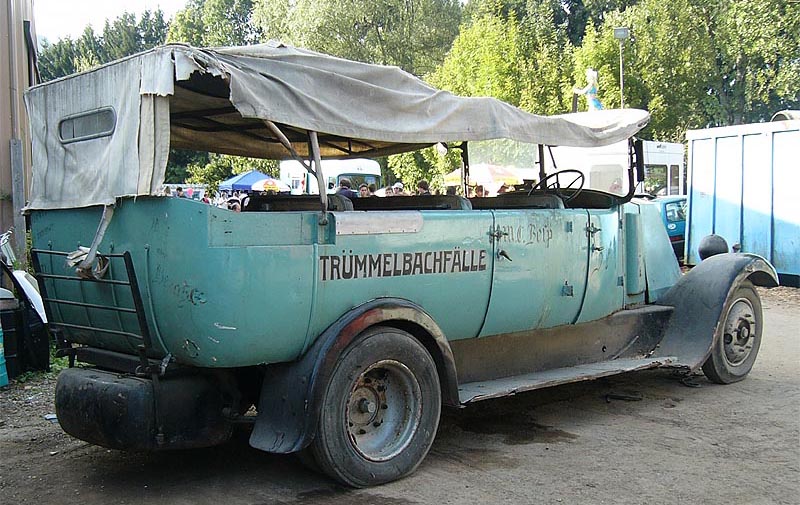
665, 201, 686, 222
58, 108, 116, 144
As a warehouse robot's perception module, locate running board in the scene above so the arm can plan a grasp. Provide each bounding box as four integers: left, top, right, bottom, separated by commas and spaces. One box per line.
458, 357, 677, 404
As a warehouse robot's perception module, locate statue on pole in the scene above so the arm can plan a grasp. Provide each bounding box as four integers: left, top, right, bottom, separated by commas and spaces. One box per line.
573, 68, 604, 111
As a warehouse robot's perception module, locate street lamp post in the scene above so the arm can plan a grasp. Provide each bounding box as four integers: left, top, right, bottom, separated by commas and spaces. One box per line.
613, 27, 630, 108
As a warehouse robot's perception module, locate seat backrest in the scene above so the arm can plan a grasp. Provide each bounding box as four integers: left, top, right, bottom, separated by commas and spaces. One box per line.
469, 193, 564, 210
243, 194, 353, 212
351, 195, 472, 211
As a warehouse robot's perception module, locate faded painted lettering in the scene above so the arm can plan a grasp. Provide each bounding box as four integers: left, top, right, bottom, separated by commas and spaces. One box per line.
319, 248, 488, 281
499, 223, 554, 247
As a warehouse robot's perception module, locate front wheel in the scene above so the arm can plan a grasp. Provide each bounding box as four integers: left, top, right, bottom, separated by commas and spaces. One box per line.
702, 281, 763, 384
305, 326, 441, 487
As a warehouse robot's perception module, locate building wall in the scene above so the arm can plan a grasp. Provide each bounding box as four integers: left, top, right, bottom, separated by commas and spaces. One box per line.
1, 0, 35, 251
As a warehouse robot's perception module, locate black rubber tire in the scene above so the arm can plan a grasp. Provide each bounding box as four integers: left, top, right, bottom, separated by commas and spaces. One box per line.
305, 326, 441, 487
702, 282, 763, 384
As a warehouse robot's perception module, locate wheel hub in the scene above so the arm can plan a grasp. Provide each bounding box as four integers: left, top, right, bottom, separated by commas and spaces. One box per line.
722, 298, 757, 367
345, 360, 422, 462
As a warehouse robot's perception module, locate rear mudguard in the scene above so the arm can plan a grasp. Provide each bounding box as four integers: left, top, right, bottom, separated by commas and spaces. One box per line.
249, 297, 459, 454
651, 253, 777, 370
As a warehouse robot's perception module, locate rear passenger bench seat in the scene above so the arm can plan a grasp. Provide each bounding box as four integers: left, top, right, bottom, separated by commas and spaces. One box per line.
243, 193, 569, 212
351, 195, 472, 211
244, 193, 569, 212
244, 194, 354, 212
243, 194, 473, 212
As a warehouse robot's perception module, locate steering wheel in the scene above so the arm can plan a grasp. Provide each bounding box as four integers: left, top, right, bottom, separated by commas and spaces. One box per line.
528, 169, 585, 203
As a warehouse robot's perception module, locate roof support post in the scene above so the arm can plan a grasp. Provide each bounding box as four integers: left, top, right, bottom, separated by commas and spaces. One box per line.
308, 131, 328, 225
537, 144, 547, 183
263, 120, 316, 177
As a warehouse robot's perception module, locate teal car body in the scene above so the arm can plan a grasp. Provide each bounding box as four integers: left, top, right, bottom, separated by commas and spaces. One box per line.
25, 44, 778, 487
654, 195, 687, 259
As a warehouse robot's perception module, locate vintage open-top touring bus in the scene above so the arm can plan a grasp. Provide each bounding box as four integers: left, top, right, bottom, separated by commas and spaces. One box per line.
24, 42, 776, 487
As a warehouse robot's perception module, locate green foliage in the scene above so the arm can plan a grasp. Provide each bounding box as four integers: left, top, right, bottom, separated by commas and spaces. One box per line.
518, 1, 576, 115
187, 154, 278, 192
166, 150, 210, 184
432, 2, 576, 114
431, 14, 526, 105
38, 38, 77, 81
694, 0, 800, 124
38, 10, 168, 81
419, 3, 578, 180
388, 147, 461, 192
11, 343, 69, 384
574, 0, 800, 138
168, 0, 261, 46
166, 0, 206, 45
252, 0, 462, 76
166, 0, 266, 187
36, 0, 799, 187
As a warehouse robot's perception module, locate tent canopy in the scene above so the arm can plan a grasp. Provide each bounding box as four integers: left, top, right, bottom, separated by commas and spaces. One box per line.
218, 170, 272, 191
24, 41, 650, 210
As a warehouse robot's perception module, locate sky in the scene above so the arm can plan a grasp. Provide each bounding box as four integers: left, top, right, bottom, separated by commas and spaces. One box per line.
33, 0, 189, 42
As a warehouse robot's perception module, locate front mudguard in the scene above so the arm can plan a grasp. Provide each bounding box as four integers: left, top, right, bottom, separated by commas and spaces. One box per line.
249, 298, 459, 454
652, 253, 777, 370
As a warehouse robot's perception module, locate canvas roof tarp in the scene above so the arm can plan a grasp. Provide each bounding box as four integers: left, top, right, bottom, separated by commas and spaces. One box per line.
25, 42, 650, 210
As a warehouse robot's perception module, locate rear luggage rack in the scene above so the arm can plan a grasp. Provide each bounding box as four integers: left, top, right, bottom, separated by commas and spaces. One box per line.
30, 249, 160, 366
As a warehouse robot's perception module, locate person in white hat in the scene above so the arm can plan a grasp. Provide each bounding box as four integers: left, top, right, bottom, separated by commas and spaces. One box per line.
392, 181, 406, 195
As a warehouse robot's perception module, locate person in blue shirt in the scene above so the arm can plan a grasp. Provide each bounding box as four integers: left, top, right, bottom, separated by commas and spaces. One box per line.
336, 178, 359, 199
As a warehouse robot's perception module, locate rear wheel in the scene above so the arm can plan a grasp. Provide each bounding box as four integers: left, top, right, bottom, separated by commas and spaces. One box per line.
702, 281, 762, 384
304, 326, 441, 487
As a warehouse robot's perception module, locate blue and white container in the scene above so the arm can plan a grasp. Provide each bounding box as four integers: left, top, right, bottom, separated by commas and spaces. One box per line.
686, 115, 800, 284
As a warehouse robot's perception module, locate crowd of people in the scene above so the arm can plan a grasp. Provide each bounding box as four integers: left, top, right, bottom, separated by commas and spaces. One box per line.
337, 178, 437, 198
165, 176, 498, 214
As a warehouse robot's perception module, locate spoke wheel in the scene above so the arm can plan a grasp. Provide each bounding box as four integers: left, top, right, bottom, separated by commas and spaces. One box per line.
702, 281, 763, 384
304, 326, 441, 487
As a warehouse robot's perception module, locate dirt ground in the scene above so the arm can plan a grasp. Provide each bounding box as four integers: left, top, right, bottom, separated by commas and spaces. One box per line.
1, 287, 798, 505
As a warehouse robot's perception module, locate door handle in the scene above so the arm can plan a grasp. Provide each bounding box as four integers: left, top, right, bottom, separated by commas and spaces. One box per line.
497, 249, 513, 261
586, 223, 602, 235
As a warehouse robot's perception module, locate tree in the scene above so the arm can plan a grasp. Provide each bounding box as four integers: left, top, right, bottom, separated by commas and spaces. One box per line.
415, 2, 579, 182
695, 0, 800, 124
38, 38, 77, 81
101, 13, 141, 60
431, 14, 526, 105
388, 147, 462, 193
38, 10, 169, 81
252, 0, 462, 76
518, 1, 576, 115
166, 0, 206, 46
139, 10, 170, 49
167, 0, 261, 46
202, 0, 261, 46
186, 154, 277, 192
74, 27, 103, 72
573, 0, 800, 139
167, 0, 269, 188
